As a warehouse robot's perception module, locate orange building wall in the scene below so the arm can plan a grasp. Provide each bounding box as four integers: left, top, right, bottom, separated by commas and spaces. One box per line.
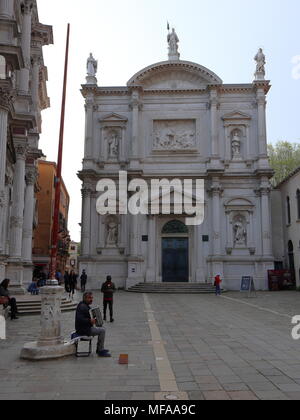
33, 161, 70, 272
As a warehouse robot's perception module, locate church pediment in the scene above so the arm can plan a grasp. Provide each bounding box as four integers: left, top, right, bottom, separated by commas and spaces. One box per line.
127, 60, 222, 90
222, 111, 252, 121
99, 113, 128, 123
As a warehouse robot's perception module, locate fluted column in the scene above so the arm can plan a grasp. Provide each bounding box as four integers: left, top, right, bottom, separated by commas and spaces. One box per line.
81, 187, 91, 257
9, 141, 27, 259
146, 215, 156, 282
195, 225, 204, 282
0, 106, 8, 253
22, 167, 36, 262
31, 56, 40, 110
130, 213, 139, 257
130, 90, 142, 162
210, 89, 220, 166
0, 0, 14, 18
84, 96, 94, 159
260, 181, 272, 256
257, 89, 268, 157
19, 1, 33, 93
211, 178, 222, 256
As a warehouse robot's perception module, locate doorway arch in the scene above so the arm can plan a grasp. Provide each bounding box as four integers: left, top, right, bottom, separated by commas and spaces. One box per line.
161, 220, 189, 283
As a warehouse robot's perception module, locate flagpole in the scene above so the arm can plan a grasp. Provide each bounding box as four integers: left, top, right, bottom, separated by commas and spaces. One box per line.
48, 23, 70, 285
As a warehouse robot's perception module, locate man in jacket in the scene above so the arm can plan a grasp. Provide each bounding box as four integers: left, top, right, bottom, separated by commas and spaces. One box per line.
80, 270, 88, 293
75, 291, 111, 357
101, 276, 116, 323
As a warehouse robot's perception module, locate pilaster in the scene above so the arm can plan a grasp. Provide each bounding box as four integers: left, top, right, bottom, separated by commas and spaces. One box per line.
19, 1, 33, 94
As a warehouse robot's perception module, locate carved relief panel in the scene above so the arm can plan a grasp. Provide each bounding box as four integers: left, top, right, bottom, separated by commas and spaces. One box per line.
152, 120, 197, 152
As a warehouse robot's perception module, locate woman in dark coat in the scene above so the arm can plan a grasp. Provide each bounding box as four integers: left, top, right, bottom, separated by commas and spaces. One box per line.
0, 279, 19, 320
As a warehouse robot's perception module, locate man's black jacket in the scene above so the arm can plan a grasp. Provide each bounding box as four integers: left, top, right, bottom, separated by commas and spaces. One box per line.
75, 301, 92, 336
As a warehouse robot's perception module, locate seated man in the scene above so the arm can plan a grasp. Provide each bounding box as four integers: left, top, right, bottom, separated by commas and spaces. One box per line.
75, 291, 111, 358
0, 279, 18, 320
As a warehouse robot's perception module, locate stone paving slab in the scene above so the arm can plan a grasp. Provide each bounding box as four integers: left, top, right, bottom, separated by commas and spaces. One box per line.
1, 291, 300, 400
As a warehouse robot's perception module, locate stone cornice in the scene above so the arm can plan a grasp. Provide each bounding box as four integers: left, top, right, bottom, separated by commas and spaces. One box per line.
31, 22, 54, 46
253, 80, 271, 94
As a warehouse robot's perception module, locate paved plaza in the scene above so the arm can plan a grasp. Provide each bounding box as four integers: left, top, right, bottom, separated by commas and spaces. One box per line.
1, 291, 300, 400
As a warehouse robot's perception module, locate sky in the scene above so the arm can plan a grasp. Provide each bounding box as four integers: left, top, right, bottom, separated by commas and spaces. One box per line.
37, 0, 300, 242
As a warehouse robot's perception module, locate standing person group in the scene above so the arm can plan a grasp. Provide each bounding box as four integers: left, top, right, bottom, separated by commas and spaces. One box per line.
63, 270, 78, 299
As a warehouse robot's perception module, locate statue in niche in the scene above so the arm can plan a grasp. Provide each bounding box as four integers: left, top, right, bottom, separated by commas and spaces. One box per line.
254, 48, 266, 76
233, 216, 247, 246
232, 130, 241, 158
106, 220, 118, 246
86, 53, 98, 77
167, 28, 179, 55
107, 131, 119, 158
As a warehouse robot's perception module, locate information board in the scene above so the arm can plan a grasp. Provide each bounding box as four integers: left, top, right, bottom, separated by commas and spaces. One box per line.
240, 276, 256, 297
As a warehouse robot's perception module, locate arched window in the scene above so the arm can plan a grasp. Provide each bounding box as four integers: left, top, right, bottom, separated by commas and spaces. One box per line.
297, 190, 300, 220
162, 220, 188, 234
287, 197, 291, 225
0, 55, 6, 79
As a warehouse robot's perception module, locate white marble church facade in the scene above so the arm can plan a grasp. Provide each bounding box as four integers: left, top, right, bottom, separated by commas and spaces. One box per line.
79, 32, 274, 290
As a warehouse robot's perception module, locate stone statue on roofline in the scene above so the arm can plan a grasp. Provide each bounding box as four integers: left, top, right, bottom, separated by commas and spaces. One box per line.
168, 27, 180, 61
254, 48, 266, 80
86, 53, 98, 84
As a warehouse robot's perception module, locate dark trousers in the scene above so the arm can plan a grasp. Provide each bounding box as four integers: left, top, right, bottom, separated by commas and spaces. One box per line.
9, 297, 18, 319
81, 282, 86, 293
103, 300, 113, 320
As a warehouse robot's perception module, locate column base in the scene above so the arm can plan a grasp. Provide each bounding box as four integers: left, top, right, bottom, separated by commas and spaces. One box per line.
146, 269, 156, 283
0, 260, 7, 280
20, 341, 76, 361
6, 262, 25, 295
23, 263, 34, 288
195, 269, 205, 283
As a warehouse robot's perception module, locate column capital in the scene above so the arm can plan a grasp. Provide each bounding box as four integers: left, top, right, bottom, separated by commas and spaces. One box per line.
21, 0, 34, 15
25, 166, 36, 185
0, 87, 14, 112
130, 90, 143, 111
31, 54, 42, 66
81, 187, 92, 198
14, 141, 27, 160
0, 190, 5, 208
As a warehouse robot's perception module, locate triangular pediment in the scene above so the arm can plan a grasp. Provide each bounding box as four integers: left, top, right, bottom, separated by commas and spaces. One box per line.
222, 111, 252, 121
99, 113, 128, 123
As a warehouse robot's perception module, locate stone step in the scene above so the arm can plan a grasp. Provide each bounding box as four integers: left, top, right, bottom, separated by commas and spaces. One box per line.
127, 283, 222, 294
16, 299, 78, 316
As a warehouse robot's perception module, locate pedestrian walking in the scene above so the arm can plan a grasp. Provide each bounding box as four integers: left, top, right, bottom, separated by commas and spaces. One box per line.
214, 274, 222, 296
69, 270, 78, 299
80, 270, 88, 293
64, 271, 70, 293
101, 276, 116, 323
